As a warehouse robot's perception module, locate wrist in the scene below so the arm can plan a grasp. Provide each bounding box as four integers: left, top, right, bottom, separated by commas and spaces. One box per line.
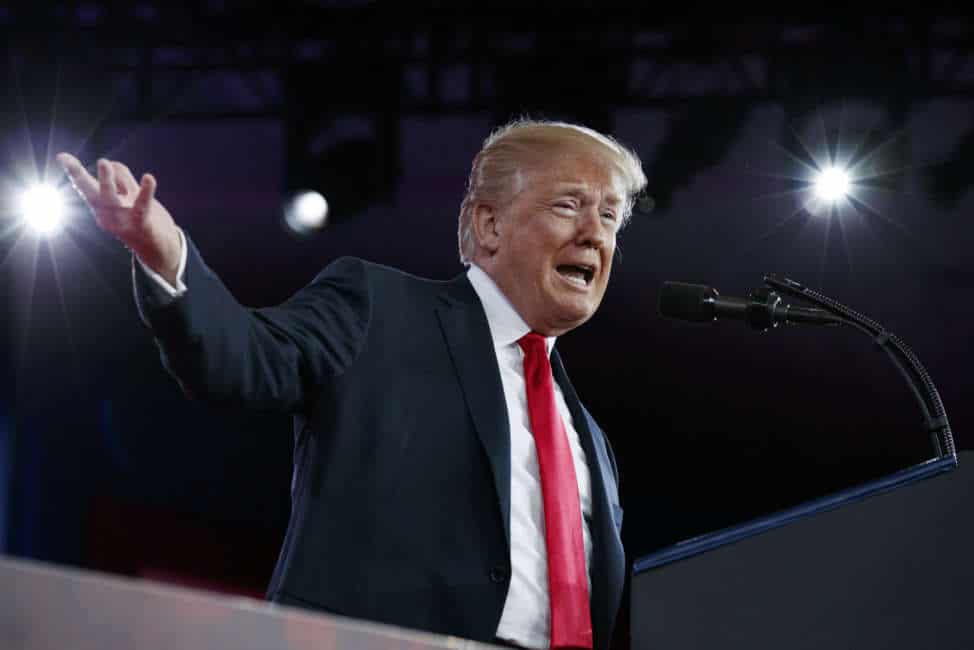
134, 223, 182, 282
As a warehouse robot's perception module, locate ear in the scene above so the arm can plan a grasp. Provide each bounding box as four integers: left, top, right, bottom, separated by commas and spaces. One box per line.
472, 203, 502, 256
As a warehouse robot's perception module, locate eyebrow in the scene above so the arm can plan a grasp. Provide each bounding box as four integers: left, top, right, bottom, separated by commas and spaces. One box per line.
553, 184, 624, 207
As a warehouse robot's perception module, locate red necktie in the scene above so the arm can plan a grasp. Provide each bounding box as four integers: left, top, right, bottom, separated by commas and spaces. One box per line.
518, 332, 593, 650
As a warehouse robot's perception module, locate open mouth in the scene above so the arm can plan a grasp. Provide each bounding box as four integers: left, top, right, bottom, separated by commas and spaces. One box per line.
556, 264, 595, 287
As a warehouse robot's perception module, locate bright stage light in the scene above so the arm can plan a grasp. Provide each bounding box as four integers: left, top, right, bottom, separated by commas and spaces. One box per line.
18, 183, 66, 235
283, 190, 329, 235
813, 166, 851, 202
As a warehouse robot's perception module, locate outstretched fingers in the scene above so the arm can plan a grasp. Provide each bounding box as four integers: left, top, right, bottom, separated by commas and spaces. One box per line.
111, 161, 140, 196
97, 159, 122, 206
131, 173, 157, 224
56, 152, 99, 204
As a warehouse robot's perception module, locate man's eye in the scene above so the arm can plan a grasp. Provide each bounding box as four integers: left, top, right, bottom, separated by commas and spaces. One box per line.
555, 202, 577, 210
601, 212, 617, 221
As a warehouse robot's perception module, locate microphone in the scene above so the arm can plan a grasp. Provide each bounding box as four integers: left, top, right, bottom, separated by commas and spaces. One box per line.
658, 281, 840, 331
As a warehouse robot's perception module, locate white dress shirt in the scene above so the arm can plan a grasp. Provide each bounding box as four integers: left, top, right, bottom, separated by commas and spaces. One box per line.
466, 264, 593, 650
139, 239, 594, 649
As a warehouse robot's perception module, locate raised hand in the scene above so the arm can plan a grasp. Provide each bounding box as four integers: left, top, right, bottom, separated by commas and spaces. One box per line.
57, 153, 183, 285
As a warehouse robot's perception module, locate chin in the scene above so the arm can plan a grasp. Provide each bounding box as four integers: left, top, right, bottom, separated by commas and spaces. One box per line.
539, 285, 600, 331
552, 304, 595, 331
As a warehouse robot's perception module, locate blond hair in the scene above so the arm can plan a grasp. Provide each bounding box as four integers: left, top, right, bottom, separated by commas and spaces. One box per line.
457, 118, 647, 264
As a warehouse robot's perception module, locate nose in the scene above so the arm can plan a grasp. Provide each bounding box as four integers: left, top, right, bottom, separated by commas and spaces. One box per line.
576, 206, 609, 250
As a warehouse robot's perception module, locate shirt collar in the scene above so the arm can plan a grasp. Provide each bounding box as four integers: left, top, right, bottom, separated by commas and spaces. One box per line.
466, 263, 556, 355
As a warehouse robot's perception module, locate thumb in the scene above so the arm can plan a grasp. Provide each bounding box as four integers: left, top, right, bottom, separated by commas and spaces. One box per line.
132, 173, 157, 222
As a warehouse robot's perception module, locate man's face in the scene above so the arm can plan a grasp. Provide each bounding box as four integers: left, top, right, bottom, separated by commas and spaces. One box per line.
482, 152, 625, 336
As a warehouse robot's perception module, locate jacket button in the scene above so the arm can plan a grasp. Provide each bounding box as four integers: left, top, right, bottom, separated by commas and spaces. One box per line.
489, 566, 509, 583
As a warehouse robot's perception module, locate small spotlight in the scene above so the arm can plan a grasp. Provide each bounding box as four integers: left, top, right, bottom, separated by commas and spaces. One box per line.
283, 190, 329, 235
813, 166, 851, 202
19, 184, 66, 235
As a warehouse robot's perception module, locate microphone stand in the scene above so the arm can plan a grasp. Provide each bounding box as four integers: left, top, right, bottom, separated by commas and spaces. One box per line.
761, 274, 957, 464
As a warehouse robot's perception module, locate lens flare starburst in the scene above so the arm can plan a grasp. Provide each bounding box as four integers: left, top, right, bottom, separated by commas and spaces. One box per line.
813, 166, 851, 203
18, 183, 66, 236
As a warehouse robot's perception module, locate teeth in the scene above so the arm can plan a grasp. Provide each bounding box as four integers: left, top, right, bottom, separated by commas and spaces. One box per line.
559, 269, 588, 286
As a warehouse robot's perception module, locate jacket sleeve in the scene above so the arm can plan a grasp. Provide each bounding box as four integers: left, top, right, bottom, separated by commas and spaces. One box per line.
132, 233, 370, 414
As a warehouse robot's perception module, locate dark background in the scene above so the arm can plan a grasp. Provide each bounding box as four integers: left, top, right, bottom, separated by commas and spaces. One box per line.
0, 2, 971, 638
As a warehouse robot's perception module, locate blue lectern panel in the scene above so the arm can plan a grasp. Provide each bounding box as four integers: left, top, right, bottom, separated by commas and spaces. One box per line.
632, 454, 972, 650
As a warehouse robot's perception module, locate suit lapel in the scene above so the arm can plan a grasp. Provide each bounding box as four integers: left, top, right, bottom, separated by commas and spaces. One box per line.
434, 272, 622, 649
435, 275, 512, 546
551, 348, 624, 650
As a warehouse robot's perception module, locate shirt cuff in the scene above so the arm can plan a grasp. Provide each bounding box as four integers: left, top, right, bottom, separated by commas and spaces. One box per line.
136, 227, 188, 298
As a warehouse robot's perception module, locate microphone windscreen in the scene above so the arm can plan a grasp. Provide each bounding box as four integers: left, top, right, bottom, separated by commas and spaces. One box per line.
658, 281, 716, 322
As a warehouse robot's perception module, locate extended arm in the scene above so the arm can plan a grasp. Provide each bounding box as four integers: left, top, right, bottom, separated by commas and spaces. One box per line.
133, 237, 370, 412
61, 153, 369, 413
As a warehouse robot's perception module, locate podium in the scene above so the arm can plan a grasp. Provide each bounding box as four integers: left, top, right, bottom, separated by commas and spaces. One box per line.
0, 553, 496, 650
631, 452, 972, 649
4, 456, 970, 649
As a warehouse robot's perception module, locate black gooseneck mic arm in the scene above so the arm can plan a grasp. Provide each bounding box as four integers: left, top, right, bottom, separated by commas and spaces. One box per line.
761, 274, 957, 463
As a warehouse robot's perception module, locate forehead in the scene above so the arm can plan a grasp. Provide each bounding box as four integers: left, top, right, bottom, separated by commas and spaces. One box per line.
527, 151, 626, 201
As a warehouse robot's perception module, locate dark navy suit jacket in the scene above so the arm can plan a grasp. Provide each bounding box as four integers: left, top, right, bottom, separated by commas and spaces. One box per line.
133, 234, 626, 650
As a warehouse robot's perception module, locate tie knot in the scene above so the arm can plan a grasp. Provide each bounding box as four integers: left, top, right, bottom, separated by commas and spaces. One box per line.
517, 332, 547, 357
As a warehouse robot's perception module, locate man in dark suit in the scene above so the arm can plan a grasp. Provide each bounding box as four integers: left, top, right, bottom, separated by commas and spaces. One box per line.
57, 118, 647, 650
